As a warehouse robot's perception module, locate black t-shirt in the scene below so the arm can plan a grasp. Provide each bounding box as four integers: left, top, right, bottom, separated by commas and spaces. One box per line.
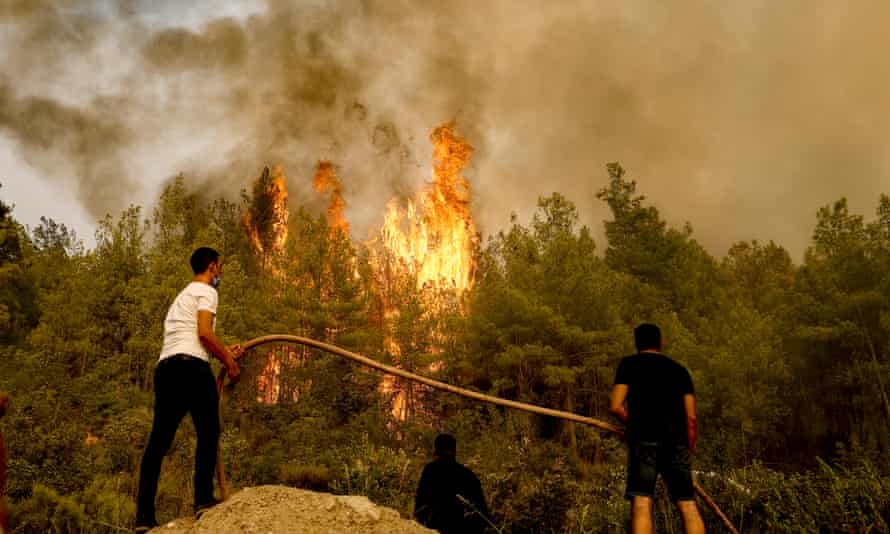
613, 352, 695, 446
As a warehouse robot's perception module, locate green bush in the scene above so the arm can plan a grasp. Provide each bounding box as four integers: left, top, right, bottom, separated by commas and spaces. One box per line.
705, 457, 890, 533
95, 407, 152, 473
6, 458, 38, 501
329, 434, 414, 511
11, 483, 87, 533
80, 474, 136, 531
570, 464, 627, 534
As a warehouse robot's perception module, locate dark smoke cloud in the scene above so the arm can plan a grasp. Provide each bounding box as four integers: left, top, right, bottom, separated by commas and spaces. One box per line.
2, 0, 889, 257
143, 19, 247, 72
0, 82, 136, 218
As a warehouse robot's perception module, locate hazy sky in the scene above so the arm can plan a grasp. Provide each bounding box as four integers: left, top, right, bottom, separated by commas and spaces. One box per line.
2, 0, 889, 259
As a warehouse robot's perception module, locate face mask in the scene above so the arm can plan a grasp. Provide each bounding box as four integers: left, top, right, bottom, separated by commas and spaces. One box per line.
211, 275, 221, 290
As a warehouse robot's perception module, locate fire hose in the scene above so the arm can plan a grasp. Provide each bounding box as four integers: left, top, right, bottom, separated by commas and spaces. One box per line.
215, 334, 739, 533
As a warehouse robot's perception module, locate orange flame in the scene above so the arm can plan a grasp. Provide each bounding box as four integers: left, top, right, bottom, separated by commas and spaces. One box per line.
377, 122, 478, 293
313, 160, 349, 235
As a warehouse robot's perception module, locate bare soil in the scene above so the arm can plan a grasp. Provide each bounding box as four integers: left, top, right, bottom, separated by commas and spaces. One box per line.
148, 485, 435, 534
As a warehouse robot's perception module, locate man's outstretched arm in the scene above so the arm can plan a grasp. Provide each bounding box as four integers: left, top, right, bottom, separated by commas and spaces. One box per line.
610, 384, 629, 423
684, 393, 697, 455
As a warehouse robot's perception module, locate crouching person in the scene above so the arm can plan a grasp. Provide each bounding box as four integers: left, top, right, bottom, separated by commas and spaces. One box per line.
414, 434, 490, 534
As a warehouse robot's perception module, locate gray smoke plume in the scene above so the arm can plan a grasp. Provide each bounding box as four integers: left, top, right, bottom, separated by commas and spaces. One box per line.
2, 0, 889, 257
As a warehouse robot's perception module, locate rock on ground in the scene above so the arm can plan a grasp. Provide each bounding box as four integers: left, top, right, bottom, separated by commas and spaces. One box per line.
149, 485, 435, 534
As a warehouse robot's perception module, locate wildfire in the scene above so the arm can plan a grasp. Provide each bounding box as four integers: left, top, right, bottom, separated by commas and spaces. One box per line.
313, 160, 349, 235
377, 122, 479, 292
244, 165, 289, 257
244, 123, 479, 423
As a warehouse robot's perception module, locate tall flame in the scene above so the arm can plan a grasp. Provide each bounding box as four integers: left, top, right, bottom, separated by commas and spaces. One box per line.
313, 160, 349, 235
378, 123, 478, 292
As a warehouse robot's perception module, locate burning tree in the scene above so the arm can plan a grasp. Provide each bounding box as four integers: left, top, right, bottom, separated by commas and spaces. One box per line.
243, 165, 289, 264
368, 122, 481, 421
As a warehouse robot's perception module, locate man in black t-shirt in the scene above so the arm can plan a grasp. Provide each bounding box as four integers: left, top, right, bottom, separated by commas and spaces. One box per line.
610, 324, 705, 534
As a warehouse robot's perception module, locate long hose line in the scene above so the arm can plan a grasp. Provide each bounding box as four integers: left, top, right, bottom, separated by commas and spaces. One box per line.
216, 334, 739, 533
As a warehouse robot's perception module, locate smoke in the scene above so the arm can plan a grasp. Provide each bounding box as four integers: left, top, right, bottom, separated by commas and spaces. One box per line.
0, 81, 137, 218
2, 0, 889, 257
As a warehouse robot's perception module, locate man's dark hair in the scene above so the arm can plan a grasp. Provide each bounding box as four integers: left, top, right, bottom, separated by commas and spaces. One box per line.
434, 433, 457, 456
190, 247, 220, 275
634, 323, 661, 351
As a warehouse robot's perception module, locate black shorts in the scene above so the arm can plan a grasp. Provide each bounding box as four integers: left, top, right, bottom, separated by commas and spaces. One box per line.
625, 440, 694, 502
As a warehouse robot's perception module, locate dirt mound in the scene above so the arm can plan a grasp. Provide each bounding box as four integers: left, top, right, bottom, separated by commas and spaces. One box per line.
149, 485, 435, 534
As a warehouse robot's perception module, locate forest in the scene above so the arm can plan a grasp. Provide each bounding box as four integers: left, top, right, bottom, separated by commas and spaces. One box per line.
1, 158, 889, 532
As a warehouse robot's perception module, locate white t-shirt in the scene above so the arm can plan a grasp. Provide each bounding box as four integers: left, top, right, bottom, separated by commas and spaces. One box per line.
158, 282, 218, 362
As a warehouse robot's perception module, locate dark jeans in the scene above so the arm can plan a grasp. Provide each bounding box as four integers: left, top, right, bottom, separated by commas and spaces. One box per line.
625, 440, 695, 502
136, 355, 220, 523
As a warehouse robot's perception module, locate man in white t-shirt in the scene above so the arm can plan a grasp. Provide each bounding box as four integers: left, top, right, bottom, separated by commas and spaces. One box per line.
135, 247, 243, 532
